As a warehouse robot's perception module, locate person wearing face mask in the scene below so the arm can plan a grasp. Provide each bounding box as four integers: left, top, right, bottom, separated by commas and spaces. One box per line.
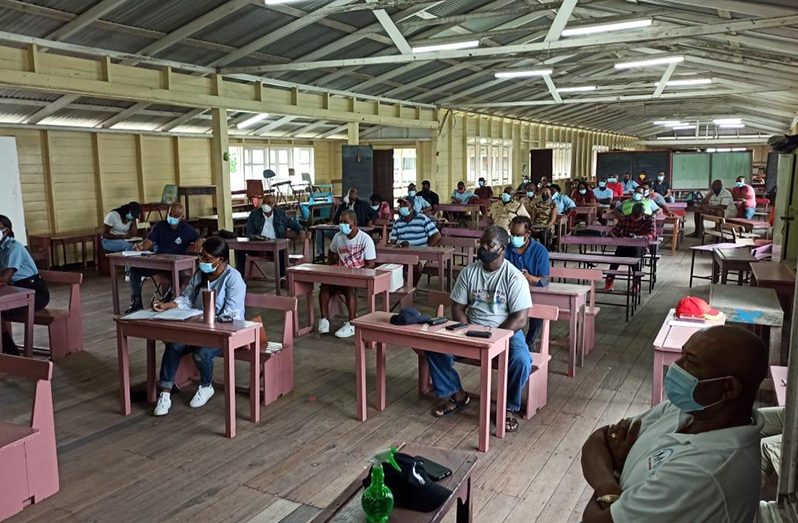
651, 171, 674, 203
506, 216, 549, 346
389, 198, 442, 285
529, 187, 559, 249
636, 170, 648, 185
474, 177, 494, 200
550, 184, 577, 216
451, 181, 476, 204
101, 201, 141, 253
517, 175, 533, 193
731, 176, 756, 219
520, 186, 539, 215
593, 178, 614, 210
605, 175, 624, 198
604, 203, 656, 292
571, 181, 596, 206
616, 187, 657, 218
425, 226, 532, 434
151, 236, 246, 416
124, 203, 201, 313
418, 180, 440, 207
333, 187, 376, 227
537, 176, 550, 192
489, 186, 530, 232
621, 173, 638, 195
406, 183, 432, 215
640, 182, 672, 215
0, 215, 50, 355
690, 180, 735, 238
580, 325, 767, 523
317, 210, 376, 338
240, 194, 306, 274
368, 193, 392, 221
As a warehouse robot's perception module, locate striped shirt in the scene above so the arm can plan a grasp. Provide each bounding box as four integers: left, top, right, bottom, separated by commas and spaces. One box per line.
390, 213, 439, 246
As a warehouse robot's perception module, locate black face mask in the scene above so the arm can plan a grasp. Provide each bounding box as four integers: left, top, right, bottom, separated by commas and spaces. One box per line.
541, 194, 550, 201
712, 187, 721, 195
477, 247, 501, 265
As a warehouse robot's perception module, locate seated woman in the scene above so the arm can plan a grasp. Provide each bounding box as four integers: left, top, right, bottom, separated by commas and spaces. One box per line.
102, 201, 141, 253
152, 236, 246, 416
0, 215, 50, 355
369, 193, 393, 221
571, 181, 596, 206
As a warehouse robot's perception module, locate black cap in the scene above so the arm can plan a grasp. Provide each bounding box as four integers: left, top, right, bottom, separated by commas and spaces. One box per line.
363, 453, 451, 512
390, 308, 431, 326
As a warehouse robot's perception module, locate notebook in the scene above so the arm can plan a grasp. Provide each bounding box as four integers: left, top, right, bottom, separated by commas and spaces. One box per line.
122, 309, 203, 321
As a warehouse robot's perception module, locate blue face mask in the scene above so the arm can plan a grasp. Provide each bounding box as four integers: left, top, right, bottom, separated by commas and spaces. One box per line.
478, 181, 485, 187
579, 189, 587, 195
399, 206, 410, 217
526, 191, 535, 199
339, 223, 352, 235
665, 362, 728, 412
735, 181, 745, 188
371, 204, 380, 211
408, 190, 416, 197
633, 193, 643, 201
199, 261, 216, 274
126, 212, 134, 221
501, 193, 512, 203
599, 182, 607, 188
167, 216, 180, 226
511, 235, 526, 248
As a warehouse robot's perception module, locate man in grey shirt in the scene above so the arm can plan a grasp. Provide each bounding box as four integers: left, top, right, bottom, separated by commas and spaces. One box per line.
428, 226, 533, 433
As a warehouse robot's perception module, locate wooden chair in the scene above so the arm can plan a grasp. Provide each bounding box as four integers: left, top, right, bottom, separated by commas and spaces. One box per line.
701, 215, 728, 244
549, 267, 603, 356
662, 212, 683, 254
0, 355, 59, 520
418, 292, 559, 419
8, 270, 83, 360
423, 236, 478, 285
374, 253, 418, 311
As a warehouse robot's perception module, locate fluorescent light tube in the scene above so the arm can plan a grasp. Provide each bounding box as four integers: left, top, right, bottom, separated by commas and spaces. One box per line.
655, 78, 712, 87
495, 69, 553, 79
413, 40, 479, 53
556, 85, 597, 93
719, 124, 745, 129
672, 125, 696, 130
731, 147, 747, 152
562, 19, 652, 37
264, 0, 303, 4
237, 113, 270, 129
714, 118, 742, 125
653, 120, 683, 125
615, 56, 684, 69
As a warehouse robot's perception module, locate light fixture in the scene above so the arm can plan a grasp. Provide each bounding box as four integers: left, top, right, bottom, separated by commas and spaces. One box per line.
264, 0, 304, 4
672, 125, 697, 130
237, 113, 270, 129
413, 40, 479, 53
719, 123, 745, 129
561, 18, 652, 37
556, 85, 597, 93
731, 147, 747, 152
713, 118, 742, 125
494, 69, 553, 79
653, 120, 683, 125
654, 78, 712, 87
614, 56, 684, 69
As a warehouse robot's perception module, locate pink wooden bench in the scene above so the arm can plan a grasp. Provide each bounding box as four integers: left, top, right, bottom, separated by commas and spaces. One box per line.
418, 292, 559, 419
0, 355, 59, 519
549, 267, 603, 355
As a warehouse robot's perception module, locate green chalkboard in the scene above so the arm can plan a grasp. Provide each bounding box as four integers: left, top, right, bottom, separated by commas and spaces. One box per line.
710, 152, 753, 189
672, 152, 710, 189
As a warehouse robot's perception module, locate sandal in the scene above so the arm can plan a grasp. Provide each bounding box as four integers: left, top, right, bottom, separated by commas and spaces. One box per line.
505, 412, 519, 433
431, 394, 471, 418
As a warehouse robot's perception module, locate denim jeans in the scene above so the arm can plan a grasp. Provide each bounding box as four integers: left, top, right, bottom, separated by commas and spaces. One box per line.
102, 238, 133, 252
129, 268, 159, 299
159, 343, 222, 389
743, 207, 756, 219
426, 329, 531, 412
526, 318, 543, 347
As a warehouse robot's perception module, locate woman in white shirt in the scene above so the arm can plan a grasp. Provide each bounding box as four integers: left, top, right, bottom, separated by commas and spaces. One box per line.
102, 201, 141, 252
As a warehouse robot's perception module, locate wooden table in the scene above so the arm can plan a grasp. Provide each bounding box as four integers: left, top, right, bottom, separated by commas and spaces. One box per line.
771, 365, 787, 407
435, 203, 481, 228
727, 217, 772, 233
530, 282, 588, 378
312, 445, 476, 522
196, 211, 250, 234
561, 236, 659, 292
573, 206, 597, 225
139, 203, 170, 222
688, 242, 748, 288
0, 286, 34, 357
107, 253, 197, 314
712, 247, 757, 285
377, 245, 454, 291
352, 312, 511, 452
29, 230, 98, 268
178, 185, 216, 219
114, 316, 261, 438
226, 238, 290, 294
651, 308, 725, 405
287, 264, 392, 336
710, 284, 784, 365
752, 262, 796, 299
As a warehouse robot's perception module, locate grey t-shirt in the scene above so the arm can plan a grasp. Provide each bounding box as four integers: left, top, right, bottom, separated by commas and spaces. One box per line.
450, 259, 533, 328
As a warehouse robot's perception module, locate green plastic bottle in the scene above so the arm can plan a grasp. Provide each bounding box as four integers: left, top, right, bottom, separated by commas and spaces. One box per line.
362, 447, 401, 523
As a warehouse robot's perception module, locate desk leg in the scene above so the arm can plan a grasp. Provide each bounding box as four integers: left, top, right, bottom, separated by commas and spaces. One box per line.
171, 264, 180, 299
437, 254, 444, 292
578, 302, 586, 368
689, 250, 696, 288
355, 328, 367, 421
376, 342, 386, 412
252, 334, 261, 423
568, 297, 578, 377
769, 325, 783, 366
274, 247, 282, 296
479, 351, 493, 453
447, 256, 453, 292
23, 294, 34, 357
146, 340, 156, 404
456, 477, 473, 523
117, 329, 131, 415
110, 261, 120, 315
224, 341, 236, 438
81, 239, 87, 269
651, 351, 665, 406
495, 348, 507, 441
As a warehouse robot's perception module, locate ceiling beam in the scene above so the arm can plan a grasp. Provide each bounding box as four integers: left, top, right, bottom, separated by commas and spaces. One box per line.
652, 62, 678, 98
45, 0, 128, 41
650, 0, 797, 17
157, 108, 207, 132
25, 94, 79, 124
542, 74, 563, 103
461, 88, 765, 107
545, 0, 579, 42
366, 0, 412, 54
252, 115, 297, 135
96, 101, 149, 128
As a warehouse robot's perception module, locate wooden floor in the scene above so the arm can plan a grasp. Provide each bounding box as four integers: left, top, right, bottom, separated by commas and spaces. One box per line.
4, 233, 715, 523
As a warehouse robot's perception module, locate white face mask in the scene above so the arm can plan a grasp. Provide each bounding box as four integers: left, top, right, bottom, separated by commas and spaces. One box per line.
262, 204, 273, 214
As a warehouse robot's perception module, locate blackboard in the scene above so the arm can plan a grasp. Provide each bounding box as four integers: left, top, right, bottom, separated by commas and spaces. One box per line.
634, 151, 670, 178
672, 152, 710, 190
529, 149, 553, 184
342, 145, 374, 199
596, 152, 634, 180
711, 151, 752, 189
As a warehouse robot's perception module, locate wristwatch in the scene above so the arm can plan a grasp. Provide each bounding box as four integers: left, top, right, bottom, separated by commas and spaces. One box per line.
596, 494, 620, 507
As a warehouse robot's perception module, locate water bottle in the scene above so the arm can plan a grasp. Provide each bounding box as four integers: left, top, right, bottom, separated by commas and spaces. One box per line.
202, 283, 216, 325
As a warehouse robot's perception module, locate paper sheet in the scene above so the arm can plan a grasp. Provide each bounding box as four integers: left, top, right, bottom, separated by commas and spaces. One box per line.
151, 308, 203, 321
121, 309, 159, 320
121, 250, 153, 257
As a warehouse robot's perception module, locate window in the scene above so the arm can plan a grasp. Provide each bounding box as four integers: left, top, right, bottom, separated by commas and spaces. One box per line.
592, 144, 610, 179
392, 148, 417, 195
546, 142, 573, 180
229, 145, 315, 191
465, 137, 513, 187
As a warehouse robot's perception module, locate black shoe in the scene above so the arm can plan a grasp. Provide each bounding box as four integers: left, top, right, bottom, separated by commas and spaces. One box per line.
124, 297, 144, 314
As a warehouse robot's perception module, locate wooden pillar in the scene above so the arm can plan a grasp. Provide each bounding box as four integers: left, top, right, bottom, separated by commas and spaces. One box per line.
211, 108, 233, 231
347, 122, 359, 145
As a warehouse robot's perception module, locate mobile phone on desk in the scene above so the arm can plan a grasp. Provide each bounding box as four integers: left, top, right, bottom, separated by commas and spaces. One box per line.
415, 456, 452, 481
465, 330, 491, 338
427, 317, 448, 326
445, 322, 467, 331
217, 314, 234, 323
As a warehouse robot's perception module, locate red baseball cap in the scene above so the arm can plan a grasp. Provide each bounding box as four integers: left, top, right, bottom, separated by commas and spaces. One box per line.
675, 296, 722, 320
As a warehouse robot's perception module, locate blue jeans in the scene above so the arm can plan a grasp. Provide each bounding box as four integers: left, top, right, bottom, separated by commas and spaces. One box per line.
743, 207, 756, 219
102, 238, 133, 252
426, 329, 531, 412
159, 343, 222, 389
526, 318, 543, 347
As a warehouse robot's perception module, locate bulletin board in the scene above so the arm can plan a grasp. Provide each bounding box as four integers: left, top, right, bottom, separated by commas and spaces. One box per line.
671, 152, 710, 190
710, 151, 753, 189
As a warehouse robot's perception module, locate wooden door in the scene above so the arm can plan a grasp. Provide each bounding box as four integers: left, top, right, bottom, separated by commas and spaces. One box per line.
529, 149, 553, 185
373, 149, 394, 203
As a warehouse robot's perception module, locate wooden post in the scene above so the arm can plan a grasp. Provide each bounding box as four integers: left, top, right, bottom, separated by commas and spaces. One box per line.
347, 122, 359, 145
211, 108, 233, 231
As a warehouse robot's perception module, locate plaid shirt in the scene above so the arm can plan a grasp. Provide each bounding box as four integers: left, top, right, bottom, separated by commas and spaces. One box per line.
611, 215, 656, 239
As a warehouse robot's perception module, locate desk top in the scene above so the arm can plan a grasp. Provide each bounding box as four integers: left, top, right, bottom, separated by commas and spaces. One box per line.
288, 263, 388, 279
561, 236, 652, 247
352, 311, 513, 346
727, 217, 772, 228
654, 309, 726, 352
715, 248, 757, 262
752, 261, 796, 285
531, 282, 590, 296
709, 285, 783, 326
690, 242, 746, 253
226, 237, 290, 247
30, 230, 98, 241
115, 316, 259, 335
106, 252, 195, 262
549, 252, 641, 265
377, 245, 454, 257
0, 285, 34, 300
196, 211, 250, 221
311, 224, 379, 232
178, 185, 216, 194
771, 365, 787, 407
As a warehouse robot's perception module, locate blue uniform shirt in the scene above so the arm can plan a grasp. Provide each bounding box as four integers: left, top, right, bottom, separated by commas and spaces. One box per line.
0, 236, 39, 282
504, 239, 550, 287
552, 193, 577, 214
147, 220, 200, 255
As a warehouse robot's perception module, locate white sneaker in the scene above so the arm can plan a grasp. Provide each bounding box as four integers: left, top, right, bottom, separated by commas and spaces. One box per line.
318, 317, 330, 334
153, 392, 171, 416
334, 321, 356, 338
190, 385, 215, 408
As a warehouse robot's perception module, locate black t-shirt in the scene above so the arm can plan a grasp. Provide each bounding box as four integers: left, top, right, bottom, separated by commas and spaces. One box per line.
418, 189, 440, 207
652, 181, 670, 195
147, 221, 200, 254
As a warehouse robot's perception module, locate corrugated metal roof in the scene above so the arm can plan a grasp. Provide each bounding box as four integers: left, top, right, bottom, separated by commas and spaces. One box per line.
105, 0, 228, 33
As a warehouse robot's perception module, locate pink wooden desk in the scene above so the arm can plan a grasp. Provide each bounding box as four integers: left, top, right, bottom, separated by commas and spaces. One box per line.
226, 238, 290, 294
435, 203, 481, 228
286, 264, 391, 336
114, 317, 261, 438
771, 365, 787, 406
651, 309, 725, 405
530, 282, 588, 378
29, 230, 98, 269
688, 242, 747, 288
727, 217, 772, 232
107, 253, 197, 314
573, 206, 597, 225
0, 286, 34, 357
352, 312, 511, 452
377, 245, 454, 291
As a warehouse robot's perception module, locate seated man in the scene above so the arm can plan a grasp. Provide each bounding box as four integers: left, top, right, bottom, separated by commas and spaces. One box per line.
604, 203, 656, 292
580, 325, 767, 523
238, 194, 306, 275
652, 172, 674, 203
369, 193, 393, 221
318, 210, 376, 339
640, 183, 671, 215
550, 184, 577, 216
451, 181, 476, 204
506, 216, 550, 346
606, 175, 624, 198
406, 183, 432, 215
389, 197, 442, 284
732, 176, 756, 219
474, 177, 494, 200
616, 186, 658, 218
517, 175, 533, 193
125, 202, 200, 313
529, 186, 559, 248
427, 225, 532, 433
489, 185, 530, 231
333, 186, 376, 227
621, 173, 638, 194
520, 186, 539, 215
418, 180, 440, 207
690, 179, 735, 237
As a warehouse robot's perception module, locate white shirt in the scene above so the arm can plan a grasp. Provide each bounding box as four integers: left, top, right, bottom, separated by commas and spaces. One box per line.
708, 189, 737, 218
329, 229, 376, 268
103, 210, 132, 236
612, 401, 763, 523
260, 214, 276, 239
